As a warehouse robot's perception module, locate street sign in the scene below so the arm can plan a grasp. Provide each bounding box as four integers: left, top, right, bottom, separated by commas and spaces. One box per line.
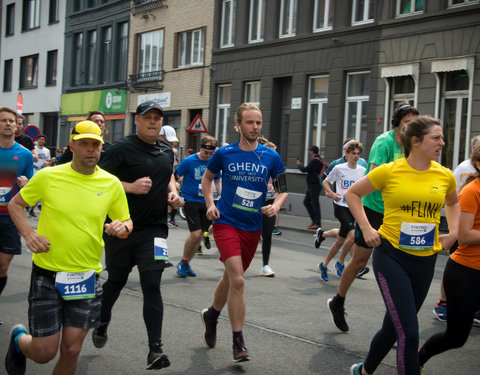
16, 93, 23, 114
24, 125, 40, 141
188, 115, 207, 133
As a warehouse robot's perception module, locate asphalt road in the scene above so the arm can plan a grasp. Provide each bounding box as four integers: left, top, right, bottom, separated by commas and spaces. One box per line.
1, 217, 479, 374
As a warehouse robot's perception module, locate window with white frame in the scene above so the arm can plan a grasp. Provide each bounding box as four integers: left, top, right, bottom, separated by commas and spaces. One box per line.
314, 0, 333, 32
216, 85, 231, 145
20, 54, 39, 89
307, 76, 329, 156
440, 70, 469, 169
352, 0, 374, 25
448, 0, 479, 6
100, 26, 112, 84
390, 76, 415, 116
177, 28, 204, 68
244, 81, 261, 106
344, 72, 371, 147
249, 0, 265, 43
397, 0, 423, 16
280, 0, 297, 37
22, 0, 40, 31
138, 29, 164, 74
221, 0, 235, 47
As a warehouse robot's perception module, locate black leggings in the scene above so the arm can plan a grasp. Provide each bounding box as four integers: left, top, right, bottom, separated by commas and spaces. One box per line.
100, 268, 164, 350
419, 258, 480, 366
261, 212, 276, 266
363, 239, 437, 375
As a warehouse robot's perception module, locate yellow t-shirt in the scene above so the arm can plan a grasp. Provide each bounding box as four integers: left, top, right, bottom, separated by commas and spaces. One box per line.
368, 158, 456, 256
20, 163, 130, 273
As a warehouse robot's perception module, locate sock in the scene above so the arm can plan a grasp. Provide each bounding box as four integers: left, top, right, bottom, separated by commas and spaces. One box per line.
334, 294, 345, 307
233, 331, 244, 344
206, 306, 220, 321
180, 258, 188, 264
13, 329, 27, 353
0, 276, 7, 295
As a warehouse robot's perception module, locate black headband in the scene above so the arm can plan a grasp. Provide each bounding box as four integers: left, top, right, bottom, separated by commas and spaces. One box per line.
201, 144, 215, 151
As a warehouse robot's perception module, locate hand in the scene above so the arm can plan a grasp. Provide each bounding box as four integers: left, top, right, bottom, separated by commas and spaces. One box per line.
362, 227, 381, 248
104, 220, 128, 238
17, 176, 28, 188
261, 204, 279, 218
25, 233, 51, 253
131, 177, 152, 195
332, 193, 342, 202
167, 191, 181, 209
206, 205, 220, 221
296, 160, 301, 166
439, 233, 457, 251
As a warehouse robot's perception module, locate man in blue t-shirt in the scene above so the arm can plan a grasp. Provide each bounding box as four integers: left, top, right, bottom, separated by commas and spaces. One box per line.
0, 106, 34, 324
175, 135, 221, 277
200, 103, 288, 362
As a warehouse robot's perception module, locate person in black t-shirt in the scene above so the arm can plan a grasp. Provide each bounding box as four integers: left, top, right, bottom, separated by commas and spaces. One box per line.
14, 115, 38, 162
296, 145, 327, 229
91, 101, 180, 371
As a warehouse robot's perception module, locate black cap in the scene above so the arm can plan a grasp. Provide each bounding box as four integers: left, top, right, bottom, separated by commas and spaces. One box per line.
136, 101, 164, 116
309, 145, 319, 154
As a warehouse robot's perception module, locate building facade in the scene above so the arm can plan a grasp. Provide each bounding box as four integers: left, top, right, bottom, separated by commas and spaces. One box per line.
127, 0, 214, 158
60, 0, 130, 147
209, 0, 480, 215
1, 0, 65, 148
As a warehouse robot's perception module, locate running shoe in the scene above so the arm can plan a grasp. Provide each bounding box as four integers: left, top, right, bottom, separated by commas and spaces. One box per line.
473, 310, 480, 327
92, 323, 108, 348
201, 308, 218, 348
168, 220, 178, 227
184, 262, 196, 277
335, 262, 345, 277
327, 297, 349, 332
232, 341, 250, 362
314, 228, 325, 248
146, 347, 170, 370
350, 362, 364, 375
29, 208, 36, 217
433, 301, 447, 322
176, 262, 187, 277
272, 227, 282, 235
318, 262, 328, 281
356, 267, 369, 278
5, 324, 27, 375
0, 317, 3, 325
203, 232, 211, 249
260, 265, 275, 277
196, 246, 203, 255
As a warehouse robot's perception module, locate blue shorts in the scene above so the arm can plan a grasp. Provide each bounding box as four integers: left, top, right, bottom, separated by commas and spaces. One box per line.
0, 215, 21, 255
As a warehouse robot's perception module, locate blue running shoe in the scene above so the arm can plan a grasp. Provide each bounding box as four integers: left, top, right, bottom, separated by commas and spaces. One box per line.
184, 262, 196, 277
335, 262, 345, 277
318, 262, 328, 281
176, 262, 187, 277
350, 362, 364, 375
433, 301, 447, 322
272, 227, 282, 235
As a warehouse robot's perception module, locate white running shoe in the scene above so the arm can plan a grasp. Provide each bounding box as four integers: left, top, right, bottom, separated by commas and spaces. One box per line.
260, 265, 275, 277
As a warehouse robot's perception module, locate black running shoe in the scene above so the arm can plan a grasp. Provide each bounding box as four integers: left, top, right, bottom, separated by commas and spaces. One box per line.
146, 348, 170, 370
232, 341, 250, 362
204, 233, 211, 249
356, 267, 369, 278
92, 324, 108, 348
327, 298, 349, 332
201, 308, 218, 348
5, 324, 27, 375
314, 228, 325, 248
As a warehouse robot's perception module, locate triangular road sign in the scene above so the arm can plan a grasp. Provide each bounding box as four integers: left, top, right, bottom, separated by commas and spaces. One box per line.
188, 114, 207, 133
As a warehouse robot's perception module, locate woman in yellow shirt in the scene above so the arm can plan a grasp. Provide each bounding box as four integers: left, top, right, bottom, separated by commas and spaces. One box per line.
346, 116, 459, 375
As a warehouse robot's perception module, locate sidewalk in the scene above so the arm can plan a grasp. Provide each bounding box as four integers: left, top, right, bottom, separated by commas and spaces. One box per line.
277, 212, 338, 234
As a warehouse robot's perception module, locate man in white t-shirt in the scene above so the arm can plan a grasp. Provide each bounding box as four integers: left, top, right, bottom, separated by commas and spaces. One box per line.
30, 135, 51, 216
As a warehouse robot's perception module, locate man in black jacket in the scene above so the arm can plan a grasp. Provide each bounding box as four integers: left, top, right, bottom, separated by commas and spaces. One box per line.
296, 145, 327, 229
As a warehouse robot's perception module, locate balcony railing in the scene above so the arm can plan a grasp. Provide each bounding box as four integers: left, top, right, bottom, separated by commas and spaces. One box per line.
127, 70, 165, 92
131, 0, 167, 16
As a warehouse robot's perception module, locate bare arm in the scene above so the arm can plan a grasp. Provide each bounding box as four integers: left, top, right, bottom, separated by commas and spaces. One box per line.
167, 173, 181, 209
439, 191, 459, 250
121, 177, 152, 194
323, 179, 341, 202
8, 193, 51, 253
202, 169, 220, 220
261, 192, 288, 218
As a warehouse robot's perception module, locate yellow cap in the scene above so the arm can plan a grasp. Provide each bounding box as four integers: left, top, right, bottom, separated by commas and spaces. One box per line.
70, 120, 104, 143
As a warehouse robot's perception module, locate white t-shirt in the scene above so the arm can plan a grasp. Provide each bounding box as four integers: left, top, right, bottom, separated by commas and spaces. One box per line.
34, 146, 51, 170
453, 159, 475, 190
325, 162, 366, 207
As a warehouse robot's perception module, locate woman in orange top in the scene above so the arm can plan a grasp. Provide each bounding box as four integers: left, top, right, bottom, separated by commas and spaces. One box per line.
418, 147, 480, 368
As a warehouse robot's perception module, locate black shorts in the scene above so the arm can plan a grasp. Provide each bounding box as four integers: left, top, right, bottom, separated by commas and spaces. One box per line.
354, 206, 384, 248
104, 225, 169, 273
334, 204, 355, 238
184, 201, 211, 232
0, 215, 21, 255
28, 264, 102, 337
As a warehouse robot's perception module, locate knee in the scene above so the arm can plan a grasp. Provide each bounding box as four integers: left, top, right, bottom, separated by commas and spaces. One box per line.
33, 347, 58, 364
335, 237, 346, 246
190, 230, 203, 242
59, 341, 83, 362
229, 275, 245, 292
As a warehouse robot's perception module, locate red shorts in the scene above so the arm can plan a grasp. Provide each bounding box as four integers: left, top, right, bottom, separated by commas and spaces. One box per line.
212, 223, 261, 271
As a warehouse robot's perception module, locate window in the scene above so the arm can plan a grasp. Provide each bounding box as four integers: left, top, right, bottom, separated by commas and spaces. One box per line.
138, 29, 164, 73
352, 0, 373, 25
116, 22, 129, 81
3, 59, 13, 91
216, 85, 231, 145
86, 30, 97, 85
22, 0, 40, 31
344, 72, 370, 146
46, 50, 57, 86
177, 28, 204, 68
280, 0, 297, 37
20, 54, 39, 89
49, 0, 59, 23
73, 32, 83, 86
221, 0, 235, 47
307, 76, 329, 156
100, 26, 112, 83
6, 4, 15, 36
249, 0, 265, 43
314, 0, 333, 32
73, 0, 82, 12
391, 76, 415, 114
244, 81, 261, 106
449, 0, 479, 6
397, 0, 423, 16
